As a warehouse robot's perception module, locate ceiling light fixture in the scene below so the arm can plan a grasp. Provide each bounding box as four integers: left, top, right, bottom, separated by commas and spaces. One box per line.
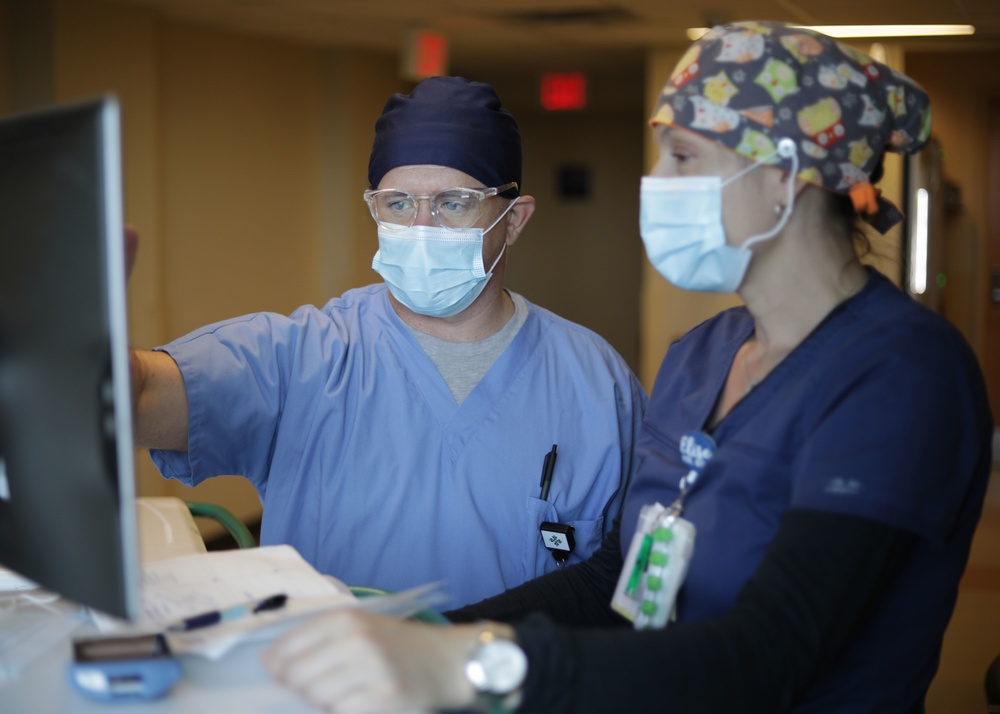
686, 24, 975, 41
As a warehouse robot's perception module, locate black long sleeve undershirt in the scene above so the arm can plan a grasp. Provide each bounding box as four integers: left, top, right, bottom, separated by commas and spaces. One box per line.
447, 508, 915, 713
446, 516, 628, 628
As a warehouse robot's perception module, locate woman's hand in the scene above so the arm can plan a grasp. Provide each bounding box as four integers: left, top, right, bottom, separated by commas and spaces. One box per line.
262, 608, 483, 714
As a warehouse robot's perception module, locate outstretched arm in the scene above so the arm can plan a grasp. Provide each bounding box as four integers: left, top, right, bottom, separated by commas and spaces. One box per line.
130, 348, 188, 450
124, 227, 188, 451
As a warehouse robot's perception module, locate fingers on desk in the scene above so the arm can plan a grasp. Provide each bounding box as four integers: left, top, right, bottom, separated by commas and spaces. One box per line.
262, 610, 407, 713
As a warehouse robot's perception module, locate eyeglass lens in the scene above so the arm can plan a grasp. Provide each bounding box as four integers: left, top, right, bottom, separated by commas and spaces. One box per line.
371, 189, 484, 229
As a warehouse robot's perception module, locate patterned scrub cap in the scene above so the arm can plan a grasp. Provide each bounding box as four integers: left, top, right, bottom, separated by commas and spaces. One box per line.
652, 21, 932, 233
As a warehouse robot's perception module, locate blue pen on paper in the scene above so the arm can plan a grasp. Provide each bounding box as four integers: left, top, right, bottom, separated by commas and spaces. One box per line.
538, 444, 558, 501
166, 593, 287, 633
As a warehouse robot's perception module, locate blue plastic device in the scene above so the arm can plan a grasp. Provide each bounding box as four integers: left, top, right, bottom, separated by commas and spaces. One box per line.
68, 633, 182, 701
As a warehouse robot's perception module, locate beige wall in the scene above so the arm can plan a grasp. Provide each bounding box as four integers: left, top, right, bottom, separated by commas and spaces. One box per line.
320, 52, 401, 298
53, 0, 162, 353
495, 103, 645, 371
156, 21, 325, 332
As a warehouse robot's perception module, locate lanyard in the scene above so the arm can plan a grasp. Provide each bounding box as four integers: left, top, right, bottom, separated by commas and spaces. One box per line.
665, 431, 716, 519
616, 431, 718, 621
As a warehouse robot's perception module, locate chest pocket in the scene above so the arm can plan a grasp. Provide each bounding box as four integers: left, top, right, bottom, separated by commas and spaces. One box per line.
514, 497, 605, 584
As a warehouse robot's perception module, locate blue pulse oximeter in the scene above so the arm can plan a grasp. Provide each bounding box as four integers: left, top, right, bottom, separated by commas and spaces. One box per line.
68, 633, 182, 701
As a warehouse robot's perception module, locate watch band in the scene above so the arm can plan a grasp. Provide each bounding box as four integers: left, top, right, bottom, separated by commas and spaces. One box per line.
465, 625, 527, 713
473, 690, 522, 714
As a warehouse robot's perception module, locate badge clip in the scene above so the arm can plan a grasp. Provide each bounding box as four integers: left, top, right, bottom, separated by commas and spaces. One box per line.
540, 521, 575, 562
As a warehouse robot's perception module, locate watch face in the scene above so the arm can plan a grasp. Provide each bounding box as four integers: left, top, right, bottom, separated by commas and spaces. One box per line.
467, 638, 528, 695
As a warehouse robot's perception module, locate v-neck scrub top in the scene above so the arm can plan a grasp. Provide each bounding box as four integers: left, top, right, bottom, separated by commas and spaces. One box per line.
150, 285, 647, 609
620, 268, 992, 708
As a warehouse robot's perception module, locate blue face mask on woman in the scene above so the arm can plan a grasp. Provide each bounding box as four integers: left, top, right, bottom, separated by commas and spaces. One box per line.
639, 139, 798, 293
372, 199, 517, 318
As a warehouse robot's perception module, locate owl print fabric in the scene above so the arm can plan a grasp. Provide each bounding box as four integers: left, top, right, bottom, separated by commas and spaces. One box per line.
652, 21, 932, 232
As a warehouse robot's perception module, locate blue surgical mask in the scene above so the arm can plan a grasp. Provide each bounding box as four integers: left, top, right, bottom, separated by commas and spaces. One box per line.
372, 199, 516, 317
639, 142, 798, 293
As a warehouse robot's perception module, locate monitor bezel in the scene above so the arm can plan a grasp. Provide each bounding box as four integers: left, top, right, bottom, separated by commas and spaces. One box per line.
0, 96, 139, 620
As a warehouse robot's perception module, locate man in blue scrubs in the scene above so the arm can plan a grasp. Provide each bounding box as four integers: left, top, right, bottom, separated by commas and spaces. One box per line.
130, 77, 647, 609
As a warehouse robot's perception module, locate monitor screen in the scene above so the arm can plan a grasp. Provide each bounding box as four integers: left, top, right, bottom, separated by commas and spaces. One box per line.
0, 97, 139, 620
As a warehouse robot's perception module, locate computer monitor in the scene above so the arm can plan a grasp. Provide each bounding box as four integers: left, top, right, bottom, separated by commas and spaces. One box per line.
0, 97, 140, 620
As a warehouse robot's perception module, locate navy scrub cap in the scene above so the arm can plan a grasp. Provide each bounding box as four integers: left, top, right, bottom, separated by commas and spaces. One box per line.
368, 76, 522, 197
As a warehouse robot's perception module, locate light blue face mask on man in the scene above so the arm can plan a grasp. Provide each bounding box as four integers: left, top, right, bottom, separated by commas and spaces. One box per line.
372, 199, 516, 318
639, 139, 798, 293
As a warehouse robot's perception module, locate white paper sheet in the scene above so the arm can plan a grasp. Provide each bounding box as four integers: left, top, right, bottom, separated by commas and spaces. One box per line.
91, 545, 356, 658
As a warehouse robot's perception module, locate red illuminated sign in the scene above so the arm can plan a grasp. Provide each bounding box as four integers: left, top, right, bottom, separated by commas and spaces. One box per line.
409, 30, 448, 79
540, 72, 587, 111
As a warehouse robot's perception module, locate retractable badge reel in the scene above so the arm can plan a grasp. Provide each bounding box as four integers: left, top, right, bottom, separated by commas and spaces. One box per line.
540, 520, 575, 562
611, 431, 715, 629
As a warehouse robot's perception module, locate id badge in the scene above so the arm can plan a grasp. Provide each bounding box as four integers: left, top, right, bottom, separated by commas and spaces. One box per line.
611, 502, 695, 629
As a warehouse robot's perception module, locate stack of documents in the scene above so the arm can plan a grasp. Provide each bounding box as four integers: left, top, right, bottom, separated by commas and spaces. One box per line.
93, 545, 355, 658
91, 545, 448, 659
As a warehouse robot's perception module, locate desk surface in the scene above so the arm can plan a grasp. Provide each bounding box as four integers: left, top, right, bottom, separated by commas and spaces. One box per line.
2, 630, 320, 713
0, 497, 322, 714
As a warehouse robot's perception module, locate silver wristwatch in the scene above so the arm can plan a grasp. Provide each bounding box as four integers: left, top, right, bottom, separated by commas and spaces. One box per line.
464, 626, 528, 713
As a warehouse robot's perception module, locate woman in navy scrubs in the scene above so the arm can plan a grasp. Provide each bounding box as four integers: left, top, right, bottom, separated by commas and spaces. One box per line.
263, 22, 993, 714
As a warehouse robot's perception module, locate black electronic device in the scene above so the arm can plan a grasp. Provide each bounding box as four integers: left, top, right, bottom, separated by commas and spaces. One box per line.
0, 97, 139, 619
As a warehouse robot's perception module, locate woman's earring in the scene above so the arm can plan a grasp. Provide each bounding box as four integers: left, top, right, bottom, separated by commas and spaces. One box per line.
774, 204, 784, 215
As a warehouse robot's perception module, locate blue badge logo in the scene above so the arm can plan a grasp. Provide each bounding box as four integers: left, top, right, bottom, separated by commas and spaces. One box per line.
679, 432, 716, 471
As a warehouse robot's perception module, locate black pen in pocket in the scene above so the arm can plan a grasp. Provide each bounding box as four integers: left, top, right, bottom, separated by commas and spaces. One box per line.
538, 444, 558, 501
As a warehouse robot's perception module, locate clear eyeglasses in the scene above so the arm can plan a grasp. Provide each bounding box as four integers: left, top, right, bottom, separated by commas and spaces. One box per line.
363, 181, 518, 231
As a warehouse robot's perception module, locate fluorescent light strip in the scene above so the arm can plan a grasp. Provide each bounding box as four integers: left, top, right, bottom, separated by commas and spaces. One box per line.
910, 188, 929, 296
686, 25, 975, 41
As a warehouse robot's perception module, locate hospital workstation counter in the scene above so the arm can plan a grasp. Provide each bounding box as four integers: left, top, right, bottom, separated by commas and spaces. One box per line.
0, 497, 325, 714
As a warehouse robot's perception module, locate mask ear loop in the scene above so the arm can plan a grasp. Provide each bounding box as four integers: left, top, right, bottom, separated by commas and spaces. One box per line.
742, 138, 799, 250
481, 197, 519, 275
483, 196, 519, 235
